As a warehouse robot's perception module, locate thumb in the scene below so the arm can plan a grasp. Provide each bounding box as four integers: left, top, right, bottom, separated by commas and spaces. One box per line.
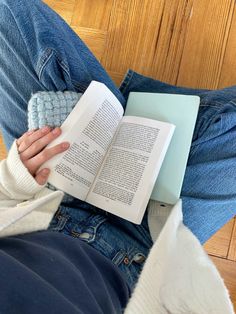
35, 168, 50, 185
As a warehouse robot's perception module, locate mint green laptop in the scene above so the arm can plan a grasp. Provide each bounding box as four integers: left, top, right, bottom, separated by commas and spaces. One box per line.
125, 92, 200, 205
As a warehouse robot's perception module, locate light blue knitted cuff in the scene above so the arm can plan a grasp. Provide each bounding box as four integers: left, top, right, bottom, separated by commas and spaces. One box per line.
28, 91, 82, 130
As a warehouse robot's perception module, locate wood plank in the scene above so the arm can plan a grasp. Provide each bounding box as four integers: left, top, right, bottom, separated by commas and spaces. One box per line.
204, 219, 234, 258
102, 0, 235, 88
102, 0, 166, 77
218, 4, 236, 88
211, 256, 236, 311
228, 219, 236, 261
71, 0, 114, 30
71, 26, 107, 61
102, 0, 204, 85
0, 133, 7, 161
44, 0, 76, 25
150, 0, 194, 84
177, 0, 234, 89
107, 70, 125, 87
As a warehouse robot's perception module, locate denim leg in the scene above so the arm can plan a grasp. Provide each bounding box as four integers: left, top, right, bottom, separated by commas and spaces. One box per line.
2, 0, 236, 248
0, 0, 124, 150
121, 70, 236, 243
181, 102, 236, 244
0, 1, 153, 289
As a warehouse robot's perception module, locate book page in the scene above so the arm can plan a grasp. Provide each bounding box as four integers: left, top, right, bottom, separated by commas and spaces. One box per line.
87, 116, 175, 223
40, 81, 124, 200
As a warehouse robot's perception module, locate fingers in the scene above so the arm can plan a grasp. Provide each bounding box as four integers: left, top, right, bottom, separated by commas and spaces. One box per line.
16, 126, 70, 185
16, 129, 36, 148
17, 126, 51, 152
28, 141, 70, 174
19, 127, 63, 161
34, 168, 50, 185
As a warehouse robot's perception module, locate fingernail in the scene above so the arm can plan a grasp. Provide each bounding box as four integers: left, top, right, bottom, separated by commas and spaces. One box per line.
62, 142, 70, 149
42, 126, 50, 133
52, 127, 60, 135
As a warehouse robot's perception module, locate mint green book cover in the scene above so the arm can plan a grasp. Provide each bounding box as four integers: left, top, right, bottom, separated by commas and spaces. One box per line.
125, 92, 200, 205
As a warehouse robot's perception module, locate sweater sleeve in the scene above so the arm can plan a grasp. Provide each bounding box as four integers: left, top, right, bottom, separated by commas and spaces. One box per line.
0, 140, 65, 237
0, 140, 45, 204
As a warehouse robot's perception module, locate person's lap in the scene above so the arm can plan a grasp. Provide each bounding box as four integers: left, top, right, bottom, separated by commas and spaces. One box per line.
48, 198, 152, 290
1, 0, 236, 288
0, 0, 125, 150
0, 0, 152, 290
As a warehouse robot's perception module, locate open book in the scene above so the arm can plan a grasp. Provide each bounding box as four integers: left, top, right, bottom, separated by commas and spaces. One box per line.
41, 81, 175, 224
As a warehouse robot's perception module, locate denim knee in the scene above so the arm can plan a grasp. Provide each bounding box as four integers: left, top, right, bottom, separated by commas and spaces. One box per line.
0, 0, 12, 25
0, 0, 12, 7
0, 0, 39, 9
0, 0, 26, 15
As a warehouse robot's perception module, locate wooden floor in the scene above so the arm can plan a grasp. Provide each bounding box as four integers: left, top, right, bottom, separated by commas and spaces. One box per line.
1, 0, 236, 310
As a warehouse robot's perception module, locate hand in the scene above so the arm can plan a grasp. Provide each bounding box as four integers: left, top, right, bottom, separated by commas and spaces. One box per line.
16, 126, 70, 185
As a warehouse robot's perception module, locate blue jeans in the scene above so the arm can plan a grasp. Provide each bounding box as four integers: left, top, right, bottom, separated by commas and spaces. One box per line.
1, 0, 236, 290
121, 71, 236, 244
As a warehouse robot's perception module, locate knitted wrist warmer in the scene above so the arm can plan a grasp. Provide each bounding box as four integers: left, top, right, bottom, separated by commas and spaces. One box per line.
28, 91, 82, 129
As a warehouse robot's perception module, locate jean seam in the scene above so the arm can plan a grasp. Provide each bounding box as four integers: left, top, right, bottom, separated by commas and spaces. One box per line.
37, 48, 54, 80
70, 79, 90, 92
56, 55, 70, 78
119, 69, 134, 95
5, 2, 37, 78
37, 47, 73, 83
112, 250, 127, 265
37, 48, 92, 93
228, 99, 236, 108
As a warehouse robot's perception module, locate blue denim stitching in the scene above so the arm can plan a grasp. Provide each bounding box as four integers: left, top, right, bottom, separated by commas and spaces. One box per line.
119, 69, 134, 95
37, 48, 54, 80
112, 250, 127, 265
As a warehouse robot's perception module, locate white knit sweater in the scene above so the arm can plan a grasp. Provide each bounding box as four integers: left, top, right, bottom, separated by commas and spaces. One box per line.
0, 140, 234, 313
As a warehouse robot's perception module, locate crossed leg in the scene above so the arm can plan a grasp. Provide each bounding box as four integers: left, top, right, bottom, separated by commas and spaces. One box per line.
1, 0, 236, 247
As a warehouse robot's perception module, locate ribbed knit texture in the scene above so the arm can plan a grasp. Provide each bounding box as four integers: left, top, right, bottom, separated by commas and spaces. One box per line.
0, 140, 64, 235
28, 91, 82, 129
2, 140, 43, 198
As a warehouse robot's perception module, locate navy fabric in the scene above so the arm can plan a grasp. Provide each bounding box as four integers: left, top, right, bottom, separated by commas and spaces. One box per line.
0, 231, 130, 314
